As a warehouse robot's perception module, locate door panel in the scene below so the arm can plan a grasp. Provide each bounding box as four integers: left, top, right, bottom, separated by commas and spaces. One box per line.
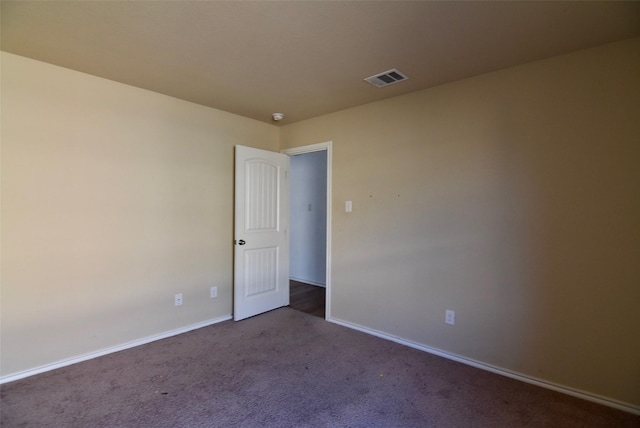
234, 145, 289, 321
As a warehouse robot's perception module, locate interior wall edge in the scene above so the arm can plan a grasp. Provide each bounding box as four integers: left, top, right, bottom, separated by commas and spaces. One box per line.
289, 276, 326, 288
327, 316, 640, 416
0, 314, 232, 385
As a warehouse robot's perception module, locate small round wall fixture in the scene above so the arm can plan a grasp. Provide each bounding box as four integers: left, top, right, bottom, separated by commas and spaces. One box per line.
272, 112, 284, 121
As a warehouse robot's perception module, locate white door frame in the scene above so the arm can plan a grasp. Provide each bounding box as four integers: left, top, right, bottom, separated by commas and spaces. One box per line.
281, 142, 332, 319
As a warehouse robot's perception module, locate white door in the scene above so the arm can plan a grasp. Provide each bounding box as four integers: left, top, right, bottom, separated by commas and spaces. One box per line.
234, 145, 290, 321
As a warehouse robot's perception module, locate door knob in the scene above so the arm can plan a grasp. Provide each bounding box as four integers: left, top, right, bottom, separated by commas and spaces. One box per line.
237, 239, 246, 246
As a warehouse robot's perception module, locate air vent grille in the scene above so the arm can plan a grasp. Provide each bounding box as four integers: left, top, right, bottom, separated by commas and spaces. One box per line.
364, 69, 409, 88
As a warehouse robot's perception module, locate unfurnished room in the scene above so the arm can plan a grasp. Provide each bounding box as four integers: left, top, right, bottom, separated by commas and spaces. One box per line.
1, 1, 639, 426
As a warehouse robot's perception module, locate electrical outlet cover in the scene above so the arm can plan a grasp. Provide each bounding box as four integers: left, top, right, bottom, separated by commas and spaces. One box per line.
445, 310, 455, 325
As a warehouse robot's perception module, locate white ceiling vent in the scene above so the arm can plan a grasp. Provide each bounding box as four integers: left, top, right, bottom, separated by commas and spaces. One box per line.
364, 69, 409, 88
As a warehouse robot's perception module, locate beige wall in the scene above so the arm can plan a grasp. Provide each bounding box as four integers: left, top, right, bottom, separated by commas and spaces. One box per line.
0, 52, 278, 376
280, 38, 640, 407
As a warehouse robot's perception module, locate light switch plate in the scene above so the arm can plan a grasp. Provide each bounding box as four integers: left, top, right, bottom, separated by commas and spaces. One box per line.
345, 201, 352, 212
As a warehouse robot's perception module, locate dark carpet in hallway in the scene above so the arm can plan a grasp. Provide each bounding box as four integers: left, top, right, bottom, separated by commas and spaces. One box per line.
289, 280, 325, 318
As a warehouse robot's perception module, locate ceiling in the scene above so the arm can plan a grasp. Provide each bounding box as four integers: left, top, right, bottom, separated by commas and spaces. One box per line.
2, 1, 639, 125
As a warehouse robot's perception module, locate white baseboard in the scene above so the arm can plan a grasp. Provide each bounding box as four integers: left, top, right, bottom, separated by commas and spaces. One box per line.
0, 314, 232, 385
290, 276, 326, 288
327, 316, 640, 416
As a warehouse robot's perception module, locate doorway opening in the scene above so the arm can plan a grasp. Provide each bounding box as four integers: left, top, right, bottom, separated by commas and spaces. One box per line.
282, 142, 332, 319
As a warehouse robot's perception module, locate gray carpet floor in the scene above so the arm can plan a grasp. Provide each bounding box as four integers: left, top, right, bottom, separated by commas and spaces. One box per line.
1, 307, 638, 427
